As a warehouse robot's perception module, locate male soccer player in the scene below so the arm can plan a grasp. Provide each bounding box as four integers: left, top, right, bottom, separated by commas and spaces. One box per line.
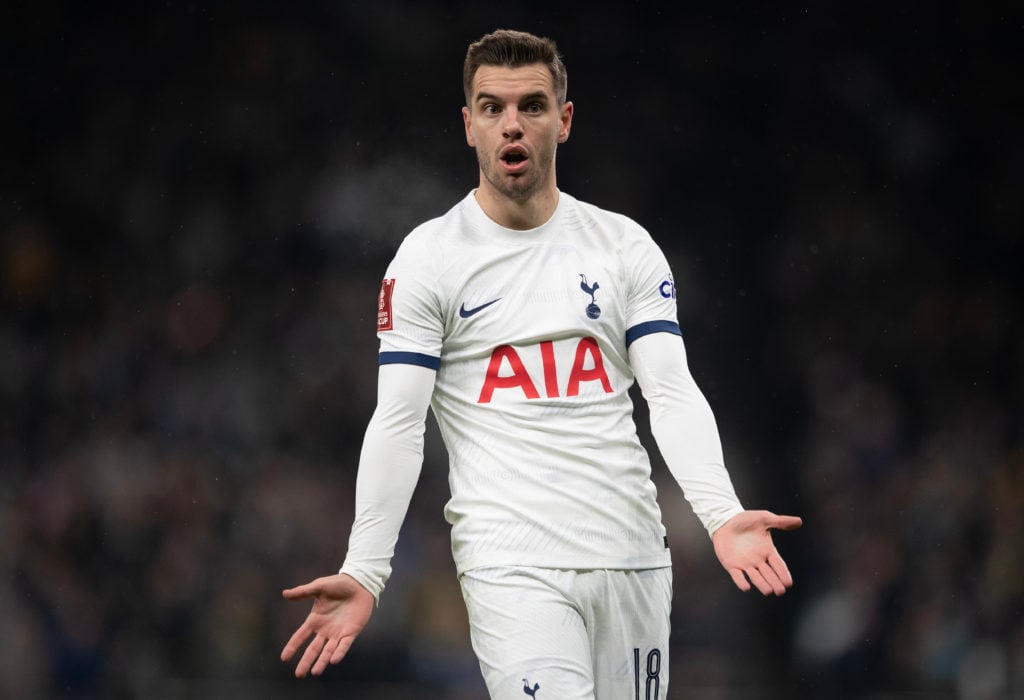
281, 29, 801, 699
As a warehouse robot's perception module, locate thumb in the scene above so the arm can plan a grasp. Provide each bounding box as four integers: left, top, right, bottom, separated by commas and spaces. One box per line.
767, 514, 803, 531
282, 580, 321, 600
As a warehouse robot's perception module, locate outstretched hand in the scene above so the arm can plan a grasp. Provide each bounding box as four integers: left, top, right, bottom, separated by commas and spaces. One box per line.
713, 510, 802, 596
280, 573, 375, 677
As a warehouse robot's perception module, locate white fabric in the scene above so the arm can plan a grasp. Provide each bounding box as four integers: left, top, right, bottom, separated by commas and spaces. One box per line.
339, 363, 435, 600
629, 332, 744, 535
459, 566, 672, 700
340, 190, 743, 600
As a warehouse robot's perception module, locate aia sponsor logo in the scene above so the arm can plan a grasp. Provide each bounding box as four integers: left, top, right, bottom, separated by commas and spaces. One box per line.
478, 337, 612, 403
377, 278, 396, 331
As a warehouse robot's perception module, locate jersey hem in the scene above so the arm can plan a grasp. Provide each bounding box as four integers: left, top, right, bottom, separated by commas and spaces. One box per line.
454, 552, 673, 577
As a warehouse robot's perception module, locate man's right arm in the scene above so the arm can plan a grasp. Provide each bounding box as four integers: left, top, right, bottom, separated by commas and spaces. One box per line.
280, 359, 437, 677
339, 361, 437, 601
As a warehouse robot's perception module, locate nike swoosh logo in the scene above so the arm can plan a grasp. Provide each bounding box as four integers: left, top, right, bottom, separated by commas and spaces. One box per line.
459, 298, 502, 318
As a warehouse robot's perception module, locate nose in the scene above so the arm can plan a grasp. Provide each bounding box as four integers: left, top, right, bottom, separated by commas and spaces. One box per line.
502, 107, 523, 139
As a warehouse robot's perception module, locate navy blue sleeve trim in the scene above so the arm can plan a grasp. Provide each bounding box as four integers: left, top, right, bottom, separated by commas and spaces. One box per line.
625, 320, 682, 348
378, 351, 441, 370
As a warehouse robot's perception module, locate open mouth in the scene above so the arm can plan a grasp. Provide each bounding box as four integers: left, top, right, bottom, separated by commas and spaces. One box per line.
500, 146, 528, 169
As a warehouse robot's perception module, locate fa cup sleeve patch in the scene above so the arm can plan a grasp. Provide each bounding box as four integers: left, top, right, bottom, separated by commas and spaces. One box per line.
377, 278, 396, 331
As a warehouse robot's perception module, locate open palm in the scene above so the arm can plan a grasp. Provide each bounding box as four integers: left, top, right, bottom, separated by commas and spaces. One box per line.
712, 510, 802, 596
280, 573, 375, 677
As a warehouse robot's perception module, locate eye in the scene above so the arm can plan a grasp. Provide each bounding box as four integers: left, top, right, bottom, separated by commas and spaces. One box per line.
525, 102, 544, 114
481, 103, 500, 115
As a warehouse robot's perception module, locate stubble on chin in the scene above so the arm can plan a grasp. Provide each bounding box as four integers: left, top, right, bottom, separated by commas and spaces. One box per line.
476, 152, 549, 203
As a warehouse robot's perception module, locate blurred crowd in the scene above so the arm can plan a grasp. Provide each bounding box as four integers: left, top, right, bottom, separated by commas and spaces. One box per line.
2, 3, 1020, 699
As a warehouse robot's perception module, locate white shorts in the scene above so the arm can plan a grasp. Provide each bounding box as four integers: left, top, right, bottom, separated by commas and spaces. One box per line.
458, 566, 672, 700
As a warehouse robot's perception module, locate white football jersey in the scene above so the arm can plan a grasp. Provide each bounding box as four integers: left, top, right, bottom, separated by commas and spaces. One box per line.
377, 191, 681, 574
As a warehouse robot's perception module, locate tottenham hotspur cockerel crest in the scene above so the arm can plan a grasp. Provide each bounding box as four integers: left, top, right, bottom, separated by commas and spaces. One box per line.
579, 274, 601, 319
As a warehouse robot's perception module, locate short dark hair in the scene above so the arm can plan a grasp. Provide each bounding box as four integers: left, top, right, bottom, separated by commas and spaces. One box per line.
463, 29, 568, 107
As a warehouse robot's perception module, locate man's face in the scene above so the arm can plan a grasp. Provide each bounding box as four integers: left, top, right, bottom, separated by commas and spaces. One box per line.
462, 63, 573, 204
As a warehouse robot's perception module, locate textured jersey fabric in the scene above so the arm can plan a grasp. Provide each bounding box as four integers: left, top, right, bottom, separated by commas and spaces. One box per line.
376, 191, 689, 574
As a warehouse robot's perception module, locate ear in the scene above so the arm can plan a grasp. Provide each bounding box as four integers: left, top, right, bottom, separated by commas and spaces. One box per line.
462, 106, 475, 147
557, 101, 573, 144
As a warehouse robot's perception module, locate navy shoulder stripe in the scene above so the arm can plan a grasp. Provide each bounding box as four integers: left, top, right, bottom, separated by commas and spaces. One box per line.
378, 351, 441, 370
625, 320, 682, 348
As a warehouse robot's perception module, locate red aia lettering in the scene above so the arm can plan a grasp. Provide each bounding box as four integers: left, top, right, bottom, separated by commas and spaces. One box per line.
540, 340, 558, 398
478, 345, 540, 403
478, 338, 612, 403
566, 337, 613, 396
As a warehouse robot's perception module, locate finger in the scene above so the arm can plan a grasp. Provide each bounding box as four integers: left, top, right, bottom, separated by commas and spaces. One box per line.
768, 549, 794, 588
768, 514, 803, 531
280, 622, 313, 662
330, 635, 355, 664
311, 637, 340, 676
745, 566, 774, 596
728, 567, 751, 592
296, 634, 326, 678
756, 562, 787, 596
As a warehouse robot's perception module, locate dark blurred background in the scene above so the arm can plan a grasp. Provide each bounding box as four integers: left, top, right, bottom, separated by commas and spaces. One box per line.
2, 2, 1020, 698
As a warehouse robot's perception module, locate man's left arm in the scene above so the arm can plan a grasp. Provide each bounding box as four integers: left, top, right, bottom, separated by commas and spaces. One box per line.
628, 331, 802, 595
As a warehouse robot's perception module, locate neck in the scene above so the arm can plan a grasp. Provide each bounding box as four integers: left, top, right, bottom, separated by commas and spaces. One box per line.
474, 180, 560, 230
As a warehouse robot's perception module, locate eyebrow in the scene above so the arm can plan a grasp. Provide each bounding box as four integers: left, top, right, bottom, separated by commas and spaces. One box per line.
474, 91, 550, 104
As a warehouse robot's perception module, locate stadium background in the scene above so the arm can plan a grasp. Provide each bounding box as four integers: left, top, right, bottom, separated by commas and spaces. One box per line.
2, 2, 1020, 698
